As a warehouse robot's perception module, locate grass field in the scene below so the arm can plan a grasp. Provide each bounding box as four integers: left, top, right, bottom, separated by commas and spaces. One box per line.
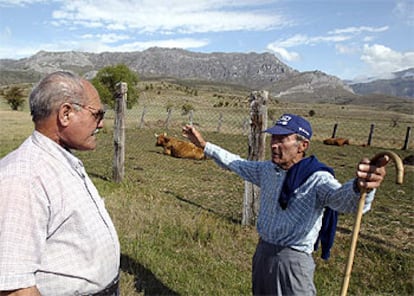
1, 105, 413, 295
1, 77, 413, 295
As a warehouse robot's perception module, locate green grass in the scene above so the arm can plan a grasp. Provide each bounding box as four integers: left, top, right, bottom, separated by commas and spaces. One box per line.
84, 128, 412, 295
1, 105, 413, 295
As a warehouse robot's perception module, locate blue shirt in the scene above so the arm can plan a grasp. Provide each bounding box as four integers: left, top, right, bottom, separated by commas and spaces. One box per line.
204, 142, 375, 254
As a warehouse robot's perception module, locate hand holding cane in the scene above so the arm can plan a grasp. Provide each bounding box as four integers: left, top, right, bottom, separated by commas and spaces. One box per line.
340, 151, 404, 296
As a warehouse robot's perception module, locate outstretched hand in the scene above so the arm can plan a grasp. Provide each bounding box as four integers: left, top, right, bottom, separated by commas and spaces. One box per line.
355, 155, 389, 191
182, 125, 207, 149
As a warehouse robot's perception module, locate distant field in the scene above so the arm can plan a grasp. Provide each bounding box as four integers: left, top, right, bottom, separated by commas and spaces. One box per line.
1, 81, 413, 295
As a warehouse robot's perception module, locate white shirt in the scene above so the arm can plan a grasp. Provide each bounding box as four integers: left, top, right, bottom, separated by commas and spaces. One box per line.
0, 131, 120, 295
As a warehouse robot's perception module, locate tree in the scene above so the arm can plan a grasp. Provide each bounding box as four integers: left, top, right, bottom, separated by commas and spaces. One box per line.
91, 64, 139, 109
4, 86, 25, 110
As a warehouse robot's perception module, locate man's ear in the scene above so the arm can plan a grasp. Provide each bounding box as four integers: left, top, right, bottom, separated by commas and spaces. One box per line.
58, 103, 72, 127
298, 139, 310, 153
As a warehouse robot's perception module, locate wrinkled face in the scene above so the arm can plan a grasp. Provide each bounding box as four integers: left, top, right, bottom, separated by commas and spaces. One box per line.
270, 134, 308, 169
59, 80, 105, 151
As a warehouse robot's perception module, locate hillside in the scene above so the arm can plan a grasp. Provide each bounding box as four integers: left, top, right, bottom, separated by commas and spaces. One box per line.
0, 48, 412, 113
0, 48, 297, 89
348, 68, 414, 99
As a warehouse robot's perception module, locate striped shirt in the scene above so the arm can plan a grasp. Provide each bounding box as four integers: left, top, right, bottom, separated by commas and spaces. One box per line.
204, 142, 375, 254
0, 131, 120, 295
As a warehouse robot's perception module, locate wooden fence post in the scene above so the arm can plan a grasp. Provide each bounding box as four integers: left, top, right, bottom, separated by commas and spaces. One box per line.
402, 126, 411, 150
113, 82, 127, 183
165, 108, 172, 130
242, 90, 268, 226
139, 106, 147, 128
332, 123, 338, 138
242, 118, 249, 135
189, 110, 194, 126
217, 112, 223, 133
367, 123, 375, 146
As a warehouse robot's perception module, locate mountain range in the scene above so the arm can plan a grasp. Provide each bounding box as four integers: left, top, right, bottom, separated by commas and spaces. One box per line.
0, 48, 413, 110
347, 68, 414, 98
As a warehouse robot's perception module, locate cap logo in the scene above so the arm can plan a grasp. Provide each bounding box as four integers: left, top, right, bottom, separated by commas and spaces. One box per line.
299, 127, 310, 137
277, 115, 292, 126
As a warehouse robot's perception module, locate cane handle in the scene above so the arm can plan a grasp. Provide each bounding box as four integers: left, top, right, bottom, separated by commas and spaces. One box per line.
369, 151, 404, 184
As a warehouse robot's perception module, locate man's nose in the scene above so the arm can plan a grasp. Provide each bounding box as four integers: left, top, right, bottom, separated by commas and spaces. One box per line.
97, 118, 104, 128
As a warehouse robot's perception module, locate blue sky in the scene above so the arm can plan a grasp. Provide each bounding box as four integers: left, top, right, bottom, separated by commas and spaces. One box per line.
0, 0, 413, 81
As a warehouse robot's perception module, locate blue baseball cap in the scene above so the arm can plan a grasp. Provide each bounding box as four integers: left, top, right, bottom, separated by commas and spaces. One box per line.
264, 114, 312, 139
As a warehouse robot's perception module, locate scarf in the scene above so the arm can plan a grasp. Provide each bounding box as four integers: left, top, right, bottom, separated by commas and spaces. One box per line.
279, 155, 338, 260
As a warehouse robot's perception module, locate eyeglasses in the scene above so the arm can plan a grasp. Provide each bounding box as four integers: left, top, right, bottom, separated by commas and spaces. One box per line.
71, 102, 106, 122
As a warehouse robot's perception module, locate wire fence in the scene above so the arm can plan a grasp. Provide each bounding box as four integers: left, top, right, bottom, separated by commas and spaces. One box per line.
104, 104, 414, 156
1, 100, 413, 171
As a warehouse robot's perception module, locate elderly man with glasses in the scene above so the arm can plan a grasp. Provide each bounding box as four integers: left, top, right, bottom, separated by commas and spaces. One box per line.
0, 71, 120, 296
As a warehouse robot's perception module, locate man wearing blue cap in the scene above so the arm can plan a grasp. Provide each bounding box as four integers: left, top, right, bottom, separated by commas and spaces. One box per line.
183, 114, 389, 295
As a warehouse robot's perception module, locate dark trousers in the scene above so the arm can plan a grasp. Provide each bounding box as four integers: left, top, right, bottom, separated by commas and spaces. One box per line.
252, 239, 316, 296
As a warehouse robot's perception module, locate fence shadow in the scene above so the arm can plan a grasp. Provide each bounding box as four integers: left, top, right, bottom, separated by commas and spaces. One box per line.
336, 226, 402, 250
120, 253, 180, 295
88, 172, 112, 182
164, 189, 242, 224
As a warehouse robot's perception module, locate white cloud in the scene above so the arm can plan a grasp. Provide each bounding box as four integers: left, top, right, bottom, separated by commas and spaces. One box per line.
110, 38, 210, 52
0, 0, 48, 7
272, 25, 388, 49
266, 33, 353, 61
65, 37, 209, 54
335, 44, 359, 54
393, 0, 414, 26
267, 24, 391, 67
0, 26, 12, 39
329, 26, 389, 35
271, 34, 308, 48
363, 36, 374, 42
361, 44, 414, 76
50, 0, 288, 34
0, 36, 209, 59
266, 45, 300, 62
81, 33, 131, 44
0, 42, 51, 59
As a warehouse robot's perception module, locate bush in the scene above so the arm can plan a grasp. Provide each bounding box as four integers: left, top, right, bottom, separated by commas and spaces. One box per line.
182, 103, 194, 115
4, 86, 25, 110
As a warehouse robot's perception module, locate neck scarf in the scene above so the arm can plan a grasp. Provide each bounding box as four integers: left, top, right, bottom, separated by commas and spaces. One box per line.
279, 155, 338, 260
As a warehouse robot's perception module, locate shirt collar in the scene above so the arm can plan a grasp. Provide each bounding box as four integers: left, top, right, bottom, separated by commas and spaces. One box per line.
32, 130, 85, 176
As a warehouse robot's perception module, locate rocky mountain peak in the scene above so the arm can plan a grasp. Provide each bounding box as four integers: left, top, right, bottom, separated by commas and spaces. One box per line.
1, 48, 411, 106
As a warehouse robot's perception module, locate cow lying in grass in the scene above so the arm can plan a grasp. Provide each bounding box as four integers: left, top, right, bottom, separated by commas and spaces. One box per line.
155, 133, 206, 160
323, 137, 350, 146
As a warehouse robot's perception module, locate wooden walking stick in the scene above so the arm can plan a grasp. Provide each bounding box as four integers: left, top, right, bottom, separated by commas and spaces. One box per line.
340, 151, 404, 296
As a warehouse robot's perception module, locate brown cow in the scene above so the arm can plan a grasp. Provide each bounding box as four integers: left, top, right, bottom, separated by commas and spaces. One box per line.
323, 137, 350, 146
155, 133, 206, 160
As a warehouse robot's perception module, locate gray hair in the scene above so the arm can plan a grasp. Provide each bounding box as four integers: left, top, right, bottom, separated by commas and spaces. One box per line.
30, 71, 85, 122
295, 133, 309, 156
295, 134, 308, 143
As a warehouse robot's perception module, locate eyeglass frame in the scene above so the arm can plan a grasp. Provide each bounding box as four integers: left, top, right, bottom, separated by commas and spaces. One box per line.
71, 102, 106, 122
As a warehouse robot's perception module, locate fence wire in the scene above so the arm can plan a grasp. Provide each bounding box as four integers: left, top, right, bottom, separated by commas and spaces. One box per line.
104, 104, 414, 154
1, 103, 412, 170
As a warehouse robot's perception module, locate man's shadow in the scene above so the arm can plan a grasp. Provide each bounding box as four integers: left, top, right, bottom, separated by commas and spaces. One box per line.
121, 254, 180, 295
